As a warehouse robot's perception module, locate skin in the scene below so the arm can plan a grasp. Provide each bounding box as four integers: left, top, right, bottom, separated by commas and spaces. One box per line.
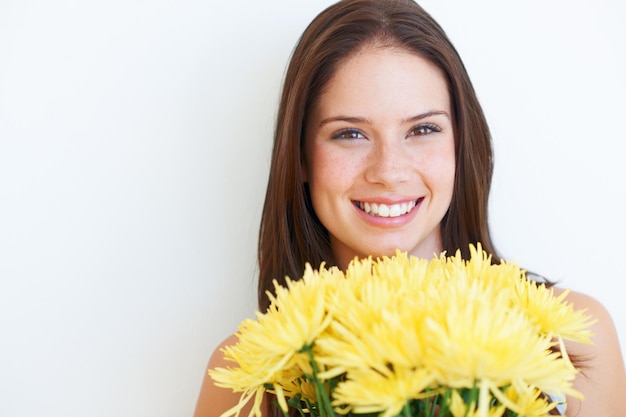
193, 46, 626, 417
553, 288, 626, 416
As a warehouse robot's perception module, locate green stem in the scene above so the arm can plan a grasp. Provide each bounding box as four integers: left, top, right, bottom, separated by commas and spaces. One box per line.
304, 345, 337, 417
468, 384, 479, 417
402, 402, 412, 417
437, 389, 451, 417
428, 393, 439, 417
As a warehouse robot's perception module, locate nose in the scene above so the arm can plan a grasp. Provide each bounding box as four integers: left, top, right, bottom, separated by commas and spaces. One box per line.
364, 140, 411, 186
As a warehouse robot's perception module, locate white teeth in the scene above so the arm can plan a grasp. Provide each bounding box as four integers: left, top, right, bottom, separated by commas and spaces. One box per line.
358, 200, 416, 218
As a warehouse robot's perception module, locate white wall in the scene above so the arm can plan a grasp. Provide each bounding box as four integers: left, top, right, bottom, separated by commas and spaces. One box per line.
0, 1, 623, 416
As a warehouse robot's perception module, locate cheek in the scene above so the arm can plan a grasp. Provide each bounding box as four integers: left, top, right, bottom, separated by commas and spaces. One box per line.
437, 145, 456, 180
440, 150, 457, 198
419, 141, 456, 192
308, 146, 360, 188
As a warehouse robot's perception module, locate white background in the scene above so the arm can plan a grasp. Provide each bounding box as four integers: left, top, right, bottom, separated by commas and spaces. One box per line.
0, 1, 624, 416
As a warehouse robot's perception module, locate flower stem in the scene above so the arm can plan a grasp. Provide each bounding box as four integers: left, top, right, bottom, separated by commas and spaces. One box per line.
402, 402, 412, 417
303, 345, 337, 417
437, 389, 451, 417
428, 393, 439, 417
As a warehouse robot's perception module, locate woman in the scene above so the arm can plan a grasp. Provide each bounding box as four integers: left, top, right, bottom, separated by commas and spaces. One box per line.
195, 0, 626, 416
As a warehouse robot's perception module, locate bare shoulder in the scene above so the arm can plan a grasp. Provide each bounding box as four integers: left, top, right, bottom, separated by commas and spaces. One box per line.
553, 287, 621, 358
553, 287, 611, 320
193, 334, 257, 417
553, 287, 622, 356
552, 287, 626, 416
208, 333, 239, 368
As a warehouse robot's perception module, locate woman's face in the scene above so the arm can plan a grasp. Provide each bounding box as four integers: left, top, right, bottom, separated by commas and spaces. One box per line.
304, 46, 456, 269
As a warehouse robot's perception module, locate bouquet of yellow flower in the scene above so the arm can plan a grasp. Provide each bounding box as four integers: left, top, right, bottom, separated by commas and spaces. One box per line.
209, 244, 594, 417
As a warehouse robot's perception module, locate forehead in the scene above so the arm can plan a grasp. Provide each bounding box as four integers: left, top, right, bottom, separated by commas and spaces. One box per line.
312, 46, 451, 120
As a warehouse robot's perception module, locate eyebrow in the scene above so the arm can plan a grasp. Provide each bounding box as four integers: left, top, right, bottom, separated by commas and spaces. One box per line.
317, 110, 450, 127
402, 110, 450, 124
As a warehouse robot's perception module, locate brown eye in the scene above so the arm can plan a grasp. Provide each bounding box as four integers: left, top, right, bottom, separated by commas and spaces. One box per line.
409, 124, 441, 137
332, 129, 365, 140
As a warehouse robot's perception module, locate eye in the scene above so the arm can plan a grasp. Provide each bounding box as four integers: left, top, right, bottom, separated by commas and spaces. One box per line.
409, 123, 441, 137
331, 128, 366, 140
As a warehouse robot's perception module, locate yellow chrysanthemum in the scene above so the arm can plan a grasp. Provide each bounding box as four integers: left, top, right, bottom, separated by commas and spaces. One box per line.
211, 244, 593, 416
423, 278, 578, 396
449, 388, 506, 417
209, 263, 341, 415
497, 382, 559, 417
444, 244, 525, 298
279, 377, 319, 404
332, 366, 436, 417
316, 275, 429, 379
317, 304, 429, 379
514, 278, 595, 344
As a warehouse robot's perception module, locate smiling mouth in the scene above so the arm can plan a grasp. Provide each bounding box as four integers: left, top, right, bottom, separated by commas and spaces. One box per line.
355, 199, 420, 218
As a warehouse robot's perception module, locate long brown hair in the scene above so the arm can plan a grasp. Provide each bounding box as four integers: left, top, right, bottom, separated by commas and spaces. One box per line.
258, 0, 497, 313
